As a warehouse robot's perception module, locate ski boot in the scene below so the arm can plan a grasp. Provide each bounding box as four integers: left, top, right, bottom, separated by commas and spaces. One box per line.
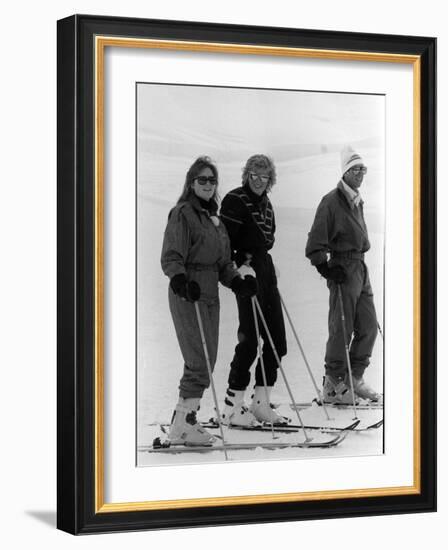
350, 375, 383, 403
323, 374, 356, 405
221, 388, 260, 427
249, 386, 290, 425
167, 397, 216, 446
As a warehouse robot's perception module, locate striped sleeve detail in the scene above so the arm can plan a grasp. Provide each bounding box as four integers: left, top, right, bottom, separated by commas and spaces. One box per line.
227, 191, 250, 206
221, 213, 243, 224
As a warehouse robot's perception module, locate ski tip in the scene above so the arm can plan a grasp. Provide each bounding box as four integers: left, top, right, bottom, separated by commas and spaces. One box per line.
327, 421, 361, 445
367, 419, 384, 429
318, 401, 383, 410
346, 419, 361, 430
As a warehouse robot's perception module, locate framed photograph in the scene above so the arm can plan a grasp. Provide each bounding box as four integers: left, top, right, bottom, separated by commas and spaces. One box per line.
57, 14, 436, 534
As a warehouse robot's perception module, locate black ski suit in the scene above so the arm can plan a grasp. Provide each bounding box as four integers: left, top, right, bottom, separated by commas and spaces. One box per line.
220, 185, 287, 391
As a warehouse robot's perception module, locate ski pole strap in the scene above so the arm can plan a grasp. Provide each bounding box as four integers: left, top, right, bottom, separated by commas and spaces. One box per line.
331, 251, 365, 260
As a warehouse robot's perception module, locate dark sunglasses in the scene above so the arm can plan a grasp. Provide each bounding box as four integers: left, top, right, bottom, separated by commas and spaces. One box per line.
249, 172, 270, 183
195, 176, 218, 185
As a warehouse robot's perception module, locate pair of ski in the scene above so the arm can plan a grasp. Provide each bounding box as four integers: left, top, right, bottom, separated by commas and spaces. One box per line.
292, 398, 384, 411
146, 419, 360, 454
201, 417, 383, 434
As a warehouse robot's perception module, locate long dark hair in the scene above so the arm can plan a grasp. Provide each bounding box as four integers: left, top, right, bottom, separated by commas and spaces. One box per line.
242, 154, 276, 192
177, 156, 220, 204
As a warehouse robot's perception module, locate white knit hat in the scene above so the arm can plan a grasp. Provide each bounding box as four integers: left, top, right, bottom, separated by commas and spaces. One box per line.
340, 145, 365, 176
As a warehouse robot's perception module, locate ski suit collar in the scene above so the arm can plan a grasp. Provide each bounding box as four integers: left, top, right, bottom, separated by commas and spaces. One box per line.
338, 180, 363, 210
189, 194, 218, 216
243, 183, 268, 205
336, 181, 368, 238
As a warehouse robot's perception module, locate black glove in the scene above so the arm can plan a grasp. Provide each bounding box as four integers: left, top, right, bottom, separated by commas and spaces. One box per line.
170, 274, 201, 302
316, 262, 347, 284
231, 275, 258, 298
185, 280, 201, 302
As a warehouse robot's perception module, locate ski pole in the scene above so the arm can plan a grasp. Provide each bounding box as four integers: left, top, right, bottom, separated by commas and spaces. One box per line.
377, 322, 384, 342
253, 297, 312, 442
251, 297, 278, 440
278, 291, 331, 420
336, 285, 358, 419
194, 301, 229, 460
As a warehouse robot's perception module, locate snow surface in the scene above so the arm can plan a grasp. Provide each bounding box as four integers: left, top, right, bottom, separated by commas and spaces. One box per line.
137, 152, 384, 467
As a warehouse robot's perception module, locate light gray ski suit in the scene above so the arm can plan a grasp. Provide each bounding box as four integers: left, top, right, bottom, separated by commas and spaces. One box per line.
161, 196, 239, 398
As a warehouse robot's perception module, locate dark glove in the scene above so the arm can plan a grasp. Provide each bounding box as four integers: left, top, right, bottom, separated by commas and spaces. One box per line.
185, 281, 201, 302
170, 274, 201, 302
316, 262, 347, 284
231, 275, 258, 298
234, 249, 253, 268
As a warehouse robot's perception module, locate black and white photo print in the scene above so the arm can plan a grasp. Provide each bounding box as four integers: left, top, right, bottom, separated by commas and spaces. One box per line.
136, 83, 385, 466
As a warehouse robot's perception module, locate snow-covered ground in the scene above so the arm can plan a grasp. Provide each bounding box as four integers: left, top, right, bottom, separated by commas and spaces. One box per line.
136, 151, 385, 466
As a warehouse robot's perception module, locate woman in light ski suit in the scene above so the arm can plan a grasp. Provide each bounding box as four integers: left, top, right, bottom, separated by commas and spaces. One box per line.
161, 156, 258, 446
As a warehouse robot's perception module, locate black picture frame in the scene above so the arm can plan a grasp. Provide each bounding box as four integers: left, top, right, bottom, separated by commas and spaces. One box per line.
57, 14, 436, 534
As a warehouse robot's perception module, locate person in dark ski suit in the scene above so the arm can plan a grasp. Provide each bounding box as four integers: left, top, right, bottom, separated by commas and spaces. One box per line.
161, 156, 258, 446
305, 146, 381, 404
219, 154, 289, 426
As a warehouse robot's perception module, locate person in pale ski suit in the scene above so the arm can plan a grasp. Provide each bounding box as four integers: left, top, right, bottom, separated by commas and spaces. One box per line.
305, 146, 382, 404
161, 156, 258, 446
219, 154, 289, 427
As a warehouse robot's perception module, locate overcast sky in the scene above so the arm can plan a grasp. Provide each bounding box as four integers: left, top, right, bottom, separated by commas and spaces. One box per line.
137, 83, 385, 210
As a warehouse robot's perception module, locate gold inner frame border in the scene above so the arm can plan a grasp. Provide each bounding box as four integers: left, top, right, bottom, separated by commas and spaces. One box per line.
94, 36, 421, 513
